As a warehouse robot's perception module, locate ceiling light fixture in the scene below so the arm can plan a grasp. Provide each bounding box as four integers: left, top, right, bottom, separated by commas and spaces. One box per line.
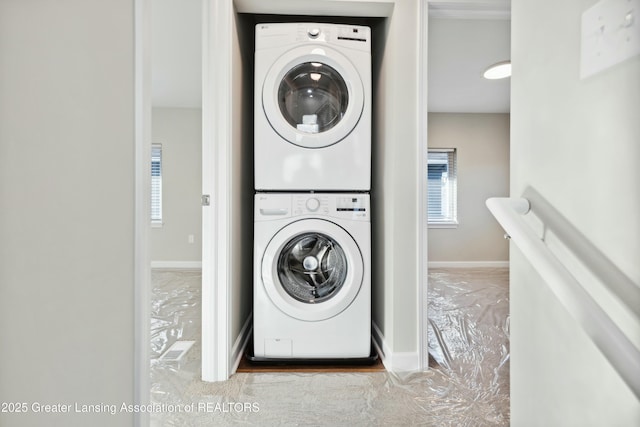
483, 60, 511, 80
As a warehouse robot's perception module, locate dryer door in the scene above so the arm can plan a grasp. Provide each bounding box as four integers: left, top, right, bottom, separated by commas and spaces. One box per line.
262, 219, 364, 321
262, 45, 364, 149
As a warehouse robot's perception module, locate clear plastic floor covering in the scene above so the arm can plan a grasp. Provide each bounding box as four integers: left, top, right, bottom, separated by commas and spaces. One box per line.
151, 268, 510, 426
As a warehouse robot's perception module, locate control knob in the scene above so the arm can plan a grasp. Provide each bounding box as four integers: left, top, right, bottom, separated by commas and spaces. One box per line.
305, 197, 321, 212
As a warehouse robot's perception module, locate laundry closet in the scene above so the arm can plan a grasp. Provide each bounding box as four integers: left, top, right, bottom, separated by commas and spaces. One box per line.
202, 0, 426, 380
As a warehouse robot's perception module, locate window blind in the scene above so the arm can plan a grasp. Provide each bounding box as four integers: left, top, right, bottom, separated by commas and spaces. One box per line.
427, 148, 457, 225
151, 144, 162, 224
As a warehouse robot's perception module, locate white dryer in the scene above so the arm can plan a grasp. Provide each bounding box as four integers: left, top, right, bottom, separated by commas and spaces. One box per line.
254, 23, 371, 191
254, 193, 371, 359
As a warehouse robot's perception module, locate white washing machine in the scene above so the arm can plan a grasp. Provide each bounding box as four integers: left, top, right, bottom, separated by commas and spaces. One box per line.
254, 193, 371, 358
254, 22, 371, 191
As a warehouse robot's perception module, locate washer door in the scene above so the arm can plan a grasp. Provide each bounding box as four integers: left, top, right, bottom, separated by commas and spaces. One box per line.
262, 45, 364, 149
262, 219, 364, 321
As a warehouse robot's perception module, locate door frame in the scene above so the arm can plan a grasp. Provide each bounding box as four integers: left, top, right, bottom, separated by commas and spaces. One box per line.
419, 0, 429, 372
198, 0, 431, 380
135, 0, 431, 392
201, 0, 233, 382
134, 0, 151, 424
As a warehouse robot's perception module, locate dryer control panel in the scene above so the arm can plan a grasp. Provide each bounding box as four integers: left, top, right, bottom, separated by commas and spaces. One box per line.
255, 23, 371, 52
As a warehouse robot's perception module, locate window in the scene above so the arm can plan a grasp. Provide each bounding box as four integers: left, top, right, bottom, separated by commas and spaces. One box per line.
427, 148, 457, 227
151, 144, 163, 226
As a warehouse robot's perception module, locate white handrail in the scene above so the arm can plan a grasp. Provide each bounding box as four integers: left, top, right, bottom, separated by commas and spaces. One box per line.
486, 197, 640, 400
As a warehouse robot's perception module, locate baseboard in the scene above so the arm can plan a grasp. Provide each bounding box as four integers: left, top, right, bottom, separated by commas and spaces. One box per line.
371, 322, 422, 373
371, 322, 390, 369
150, 261, 202, 270
428, 261, 509, 269
230, 314, 253, 374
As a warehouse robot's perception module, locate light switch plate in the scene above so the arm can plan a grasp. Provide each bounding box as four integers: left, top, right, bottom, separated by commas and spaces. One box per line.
580, 0, 640, 79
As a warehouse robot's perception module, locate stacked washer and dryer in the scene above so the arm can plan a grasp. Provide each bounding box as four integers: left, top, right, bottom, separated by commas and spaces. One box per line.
253, 22, 372, 360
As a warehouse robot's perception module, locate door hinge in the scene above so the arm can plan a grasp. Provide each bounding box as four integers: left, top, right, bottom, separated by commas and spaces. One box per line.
201, 194, 210, 206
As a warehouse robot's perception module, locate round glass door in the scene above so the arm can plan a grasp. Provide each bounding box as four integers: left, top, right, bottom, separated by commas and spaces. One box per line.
277, 232, 348, 303
278, 62, 349, 134
261, 219, 364, 321
262, 46, 365, 149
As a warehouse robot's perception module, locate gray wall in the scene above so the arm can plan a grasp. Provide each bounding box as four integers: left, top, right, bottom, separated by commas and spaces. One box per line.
427, 113, 509, 263
0, 1, 135, 426
151, 107, 202, 264
511, 0, 640, 424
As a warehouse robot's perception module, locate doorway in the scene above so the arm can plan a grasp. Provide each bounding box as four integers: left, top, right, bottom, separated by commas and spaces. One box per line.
426, 5, 511, 266
135, 2, 431, 408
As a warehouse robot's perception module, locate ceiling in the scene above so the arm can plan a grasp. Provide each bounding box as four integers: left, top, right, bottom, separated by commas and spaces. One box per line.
428, 14, 511, 113
152, 0, 511, 113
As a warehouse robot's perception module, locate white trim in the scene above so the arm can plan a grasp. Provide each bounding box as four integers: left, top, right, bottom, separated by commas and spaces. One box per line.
428, 0, 511, 20
388, 351, 422, 372
418, 0, 430, 372
428, 261, 509, 268
429, 9, 511, 19
213, 0, 233, 383
372, 322, 422, 373
371, 322, 391, 370
230, 315, 253, 375
151, 261, 202, 270
428, 222, 459, 229
234, 0, 394, 16
200, 0, 215, 382
428, 147, 455, 153
134, 0, 151, 425
201, 0, 232, 382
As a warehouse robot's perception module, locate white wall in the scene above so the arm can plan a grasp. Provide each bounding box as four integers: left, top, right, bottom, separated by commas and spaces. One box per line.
0, 1, 135, 426
428, 113, 509, 264
151, 107, 202, 265
371, 0, 423, 367
511, 0, 640, 424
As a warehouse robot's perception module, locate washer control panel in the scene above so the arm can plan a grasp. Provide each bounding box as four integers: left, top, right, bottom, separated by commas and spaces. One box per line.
294, 194, 369, 220
336, 196, 367, 212
256, 193, 370, 221
294, 195, 329, 216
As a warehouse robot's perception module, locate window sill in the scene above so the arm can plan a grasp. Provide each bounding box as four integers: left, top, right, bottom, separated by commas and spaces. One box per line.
151, 221, 164, 229
428, 222, 458, 229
